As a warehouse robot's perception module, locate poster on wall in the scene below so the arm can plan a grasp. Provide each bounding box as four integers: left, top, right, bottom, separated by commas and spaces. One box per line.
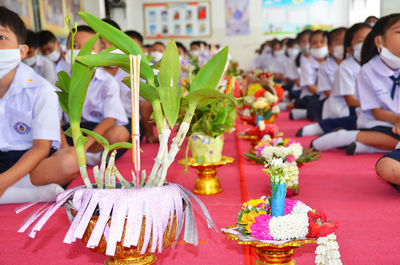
39, 0, 83, 38
144, 1, 211, 39
0, 0, 35, 29
263, 0, 334, 35
225, 0, 250, 36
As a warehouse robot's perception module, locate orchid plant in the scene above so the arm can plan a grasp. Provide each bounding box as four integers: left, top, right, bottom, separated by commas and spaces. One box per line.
65, 12, 235, 188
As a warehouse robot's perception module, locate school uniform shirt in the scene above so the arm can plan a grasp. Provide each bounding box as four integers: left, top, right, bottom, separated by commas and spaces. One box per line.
322, 56, 361, 119
57, 59, 128, 126
31, 54, 57, 84
317, 56, 338, 100
0, 63, 61, 152
270, 54, 286, 74
258, 52, 273, 72
250, 53, 262, 70
82, 68, 128, 125
54, 58, 69, 79
284, 56, 301, 91
356, 55, 400, 129
299, 56, 320, 98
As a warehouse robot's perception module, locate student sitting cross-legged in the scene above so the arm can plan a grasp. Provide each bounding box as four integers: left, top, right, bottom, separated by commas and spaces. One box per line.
0, 7, 81, 204
59, 25, 130, 165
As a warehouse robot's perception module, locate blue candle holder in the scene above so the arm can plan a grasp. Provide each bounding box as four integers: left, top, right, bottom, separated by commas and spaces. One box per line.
271, 183, 286, 217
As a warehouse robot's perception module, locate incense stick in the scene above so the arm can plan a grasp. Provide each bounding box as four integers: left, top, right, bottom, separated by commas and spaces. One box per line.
129, 54, 141, 188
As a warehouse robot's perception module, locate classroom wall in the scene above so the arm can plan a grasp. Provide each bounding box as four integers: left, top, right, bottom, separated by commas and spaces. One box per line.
98, 0, 379, 70
381, 0, 400, 16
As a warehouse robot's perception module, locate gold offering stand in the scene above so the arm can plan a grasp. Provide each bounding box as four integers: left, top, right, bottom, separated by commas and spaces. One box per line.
223, 225, 316, 265
179, 156, 234, 195
237, 134, 259, 151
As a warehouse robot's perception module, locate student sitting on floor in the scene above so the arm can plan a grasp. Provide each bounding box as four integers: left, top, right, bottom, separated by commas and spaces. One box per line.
311, 14, 400, 157
298, 24, 372, 137
38, 30, 67, 76
60, 25, 130, 165
22, 30, 57, 83
270, 39, 286, 81
0, 7, 80, 204
289, 30, 328, 120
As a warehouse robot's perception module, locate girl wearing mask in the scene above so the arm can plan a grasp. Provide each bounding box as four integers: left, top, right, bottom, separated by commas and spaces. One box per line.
298, 24, 372, 136
289, 30, 328, 120
311, 15, 400, 160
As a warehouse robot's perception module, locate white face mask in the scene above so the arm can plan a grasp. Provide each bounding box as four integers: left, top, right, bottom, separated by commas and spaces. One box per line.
274, 50, 285, 56
44, 48, 60, 62
380, 47, 400, 70
263, 46, 271, 54
287, 47, 300, 58
333, 45, 344, 60
23, 54, 37, 67
0, 48, 21, 79
352, 42, 363, 62
310, 46, 328, 59
190, 50, 200, 57
65, 49, 80, 65
301, 44, 310, 54
150, 51, 163, 62
368, 22, 375, 27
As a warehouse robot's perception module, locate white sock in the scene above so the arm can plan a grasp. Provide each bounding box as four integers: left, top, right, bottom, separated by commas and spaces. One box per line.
290, 109, 307, 120
354, 142, 390, 154
0, 184, 64, 204
312, 129, 359, 151
395, 141, 400, 149
279, 102, 287, 111
302, 123, 324, 136
86, 151, 102, 166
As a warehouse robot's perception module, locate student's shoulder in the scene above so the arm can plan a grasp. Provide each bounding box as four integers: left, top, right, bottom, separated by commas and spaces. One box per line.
16, 63, 55, 93
361, 55, 392, 78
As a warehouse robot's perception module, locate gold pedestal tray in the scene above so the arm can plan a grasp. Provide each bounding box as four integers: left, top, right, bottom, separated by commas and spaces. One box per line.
179, 156, 234, 195
223, 225, 316, 265
237, 134, 259, 151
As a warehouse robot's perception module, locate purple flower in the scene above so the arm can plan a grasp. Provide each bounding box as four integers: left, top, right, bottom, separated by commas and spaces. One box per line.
284, 199, 299, 215
250, 214, 273, 240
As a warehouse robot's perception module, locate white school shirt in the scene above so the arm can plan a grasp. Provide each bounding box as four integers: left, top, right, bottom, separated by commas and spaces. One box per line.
31, 54, 57, 84
299, 56, 320, 98
258, 52, 272, 72
284, 55, 301, 91
270, 54, 286, 74
57, 59, 128, 125
356, 55, 400, 129
114, 68, 131, 118
250, 53, 262, 70
0, 63, 61, 152
322, 56, 361, 119
317, 56, 338, 100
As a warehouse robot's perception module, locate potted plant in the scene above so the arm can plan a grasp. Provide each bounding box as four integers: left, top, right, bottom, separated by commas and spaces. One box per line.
18, 12, 235, 265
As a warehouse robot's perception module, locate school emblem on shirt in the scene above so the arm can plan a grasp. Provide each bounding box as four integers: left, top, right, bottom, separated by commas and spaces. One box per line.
13, 122, 31, 135
90, 111, 103, 119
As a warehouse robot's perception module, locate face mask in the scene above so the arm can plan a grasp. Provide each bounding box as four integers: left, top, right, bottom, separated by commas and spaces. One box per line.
65, 49, 80, 65
368, 22, 375, 27
300, 45, 310, 54
333, 45, 344, 60
310, 46, 328, 59
44, 49, 60, 62
190, 50, 200, 57
352, 42, 363, 62
150, 51, 163, 62
287, 48, 300, 58
379, 38, 400, 69
274, 50, 284, 56
0, 48, 21, 79
23, 54, 37, 67
262, 46, 271, 54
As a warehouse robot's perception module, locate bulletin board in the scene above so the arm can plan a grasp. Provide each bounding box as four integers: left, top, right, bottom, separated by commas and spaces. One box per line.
143, 1, 211, 39
263, 0, 334, 35
0, 0, 35, 29
39, 0, 83, 38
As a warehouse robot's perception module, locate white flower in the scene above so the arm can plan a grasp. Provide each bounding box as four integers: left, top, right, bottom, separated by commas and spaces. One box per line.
240, 108, 251, 117
244, 95, 255, 105
261, 134, 271, 142
252, 98, 269, 109
288, 143, 303, 159
270, 158, 284, 168
271, 105, 280, 114
258, 120, 266, 131
315, 233, 342, 265
268, 213, 309, 240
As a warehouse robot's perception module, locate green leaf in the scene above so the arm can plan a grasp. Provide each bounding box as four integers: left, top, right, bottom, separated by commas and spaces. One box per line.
63, 126, 72, 137
55, 71, 70, 92
158, 40, 180, 88
76, 53, 154, 82
68, 34, 98, 124
75, 135, 88, 153
190, 47, 228, 92
186, 89, 237, 107
78, 11, 154, 83
109, 142, 133, 150
156, 85, 181, 128
56, 91, 69, 114
81, 128, 110, 149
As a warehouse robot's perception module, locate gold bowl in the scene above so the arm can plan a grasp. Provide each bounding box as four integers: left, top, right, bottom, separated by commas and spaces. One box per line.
70, 209, 178, 265
179, 156, 234, 195
223, 225, 316, 265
